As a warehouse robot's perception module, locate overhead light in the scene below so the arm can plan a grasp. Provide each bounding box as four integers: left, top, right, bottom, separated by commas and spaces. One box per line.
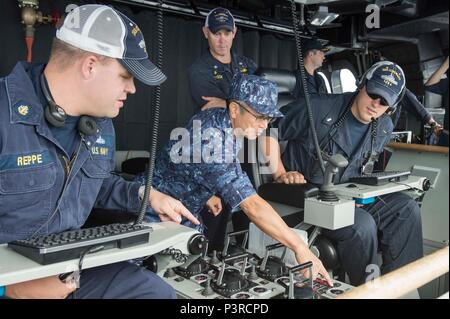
294, 0, 341, 3
310, 6, 339, 26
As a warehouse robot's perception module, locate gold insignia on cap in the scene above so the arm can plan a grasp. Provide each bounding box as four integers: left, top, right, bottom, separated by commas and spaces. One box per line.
132, 25, 141, 37
17, 105, 29, 116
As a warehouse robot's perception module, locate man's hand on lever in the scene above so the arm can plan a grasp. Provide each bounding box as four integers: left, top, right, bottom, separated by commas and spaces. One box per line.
294, 245, 333, 286
429, 119, 443, 136
201, 96, 227, 111
205, 195, 223, 216
4, 276, 77, 299
149, 188, 200, 225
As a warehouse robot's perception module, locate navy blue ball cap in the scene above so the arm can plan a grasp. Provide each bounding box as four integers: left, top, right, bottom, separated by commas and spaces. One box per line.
365, 62, 406, 107
302, 38, 329, 55
205, 7, 235, 33
56, 4, 166, 86
229, 74, 283, 118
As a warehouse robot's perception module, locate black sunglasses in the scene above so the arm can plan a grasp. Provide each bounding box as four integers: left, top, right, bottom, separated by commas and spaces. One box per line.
233, 101, 275, 124
367, 92, 390, 108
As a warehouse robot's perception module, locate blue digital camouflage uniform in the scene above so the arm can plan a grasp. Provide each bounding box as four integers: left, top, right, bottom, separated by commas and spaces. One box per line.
189, 50, 257, 109
136, 108, 256, 232
136, 75, 282, 232
229, 74, 283, 118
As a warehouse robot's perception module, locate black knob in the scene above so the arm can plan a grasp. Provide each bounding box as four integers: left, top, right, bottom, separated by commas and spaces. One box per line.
143, 255, 158, 273
422, 179, 431, 192
188, 234, 206, 255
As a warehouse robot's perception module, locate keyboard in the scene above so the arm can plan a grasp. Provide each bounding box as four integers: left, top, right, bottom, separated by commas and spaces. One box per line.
349, 170, 411, 186
8, 223, 152, 265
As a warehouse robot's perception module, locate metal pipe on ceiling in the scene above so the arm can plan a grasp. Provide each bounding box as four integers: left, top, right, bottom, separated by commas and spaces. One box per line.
111, 0, 309, 37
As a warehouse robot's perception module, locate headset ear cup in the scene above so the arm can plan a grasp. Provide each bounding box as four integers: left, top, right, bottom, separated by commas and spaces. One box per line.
389, 87, 406, 115
41, 73, 66, 127
44, 104, 65, 127
78, 116, 98, 136
357, 78, 365, 90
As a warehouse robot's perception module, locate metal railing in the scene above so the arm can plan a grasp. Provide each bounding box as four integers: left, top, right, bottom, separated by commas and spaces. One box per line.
337, 246, 449, 299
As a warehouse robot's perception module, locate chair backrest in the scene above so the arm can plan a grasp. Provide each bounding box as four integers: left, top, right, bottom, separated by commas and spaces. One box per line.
255, 67, 297, 109
114, 150, 150, 181
255, 68, 296, 94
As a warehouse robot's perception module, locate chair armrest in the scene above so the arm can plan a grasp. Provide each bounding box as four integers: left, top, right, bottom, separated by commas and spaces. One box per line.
258, 183, 319, 209
121, 157, 149, 175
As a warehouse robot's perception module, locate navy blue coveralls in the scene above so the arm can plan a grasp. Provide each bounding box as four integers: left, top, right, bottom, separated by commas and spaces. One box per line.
293, 70, 327, 98
275, 93, 423, 286
188, 49, 257, 109
0, 62, 175, 299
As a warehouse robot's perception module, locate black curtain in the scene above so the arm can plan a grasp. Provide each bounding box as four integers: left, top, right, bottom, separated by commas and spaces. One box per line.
0, 0, 297, 152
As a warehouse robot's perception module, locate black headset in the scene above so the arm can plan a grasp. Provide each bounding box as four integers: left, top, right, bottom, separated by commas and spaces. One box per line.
40, 73, 98, 136
357, 61, 407, 115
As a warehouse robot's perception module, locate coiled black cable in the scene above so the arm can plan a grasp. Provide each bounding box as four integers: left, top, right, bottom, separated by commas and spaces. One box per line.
160, 248, 189, 263
290, 0, 326, 175
135, 0, 164, 225
371, 117, 378, 139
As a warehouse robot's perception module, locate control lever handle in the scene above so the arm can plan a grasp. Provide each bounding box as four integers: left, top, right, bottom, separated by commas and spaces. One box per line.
289, 261, 313, 273
223, 252, 250, 263
266, 242, 285, 251
288, 261, 313, 299
217, 252, 250, 285
321, 153, 348, 192
222, 230, 249, 257
260, 243, 287, 271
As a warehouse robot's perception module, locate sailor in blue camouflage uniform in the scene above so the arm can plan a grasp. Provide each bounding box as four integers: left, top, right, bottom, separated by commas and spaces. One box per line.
262, 61, 424, 286
0, 5, 198, 299
136, 74, 334, 285
188, 7, 257, 110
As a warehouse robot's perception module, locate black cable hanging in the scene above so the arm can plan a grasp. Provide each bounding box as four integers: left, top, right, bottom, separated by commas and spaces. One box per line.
135, 0, 164, 224
289, 0, 326, 175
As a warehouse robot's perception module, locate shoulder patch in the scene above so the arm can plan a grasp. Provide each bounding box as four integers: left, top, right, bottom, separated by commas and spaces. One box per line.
213, 70, 223, 80
89, 134, 114, 159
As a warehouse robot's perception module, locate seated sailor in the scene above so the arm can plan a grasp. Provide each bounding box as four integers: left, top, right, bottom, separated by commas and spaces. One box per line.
259, 61, 423, 286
